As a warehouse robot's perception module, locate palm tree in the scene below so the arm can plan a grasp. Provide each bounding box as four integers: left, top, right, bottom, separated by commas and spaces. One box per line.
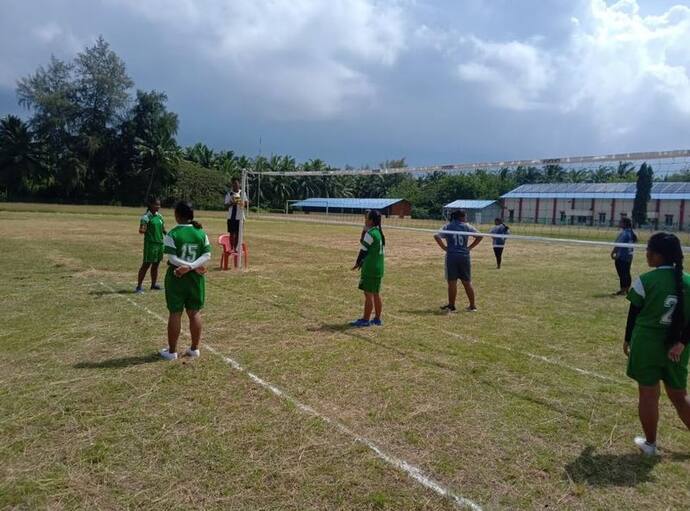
136, 121, 180, 200
0, 115, 42, 199
185, 142, 214, 168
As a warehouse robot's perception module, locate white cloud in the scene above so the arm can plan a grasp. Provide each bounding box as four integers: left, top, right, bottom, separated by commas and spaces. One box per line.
457, 36, 555, 111
454, 0, 690, 134
108, 0, 408, 119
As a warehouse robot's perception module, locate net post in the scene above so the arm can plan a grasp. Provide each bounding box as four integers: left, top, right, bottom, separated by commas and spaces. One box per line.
237, 167, 248, 271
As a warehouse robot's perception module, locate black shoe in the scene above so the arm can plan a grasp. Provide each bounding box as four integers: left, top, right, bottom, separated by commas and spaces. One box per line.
440, 304, 457, 313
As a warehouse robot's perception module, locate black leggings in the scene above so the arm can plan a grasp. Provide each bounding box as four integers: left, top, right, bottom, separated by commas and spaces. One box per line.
493, 247, 504, 267
615, 258, 632, 290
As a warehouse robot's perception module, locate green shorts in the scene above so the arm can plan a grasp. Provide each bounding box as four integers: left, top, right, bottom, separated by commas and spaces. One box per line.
143, 241, 164, 264
627, 327, 690, 389
359, 276, 382, 294
164, 267, 205, 313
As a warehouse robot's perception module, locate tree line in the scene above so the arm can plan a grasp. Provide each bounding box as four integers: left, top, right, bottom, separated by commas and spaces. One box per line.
1, 37, 686, 219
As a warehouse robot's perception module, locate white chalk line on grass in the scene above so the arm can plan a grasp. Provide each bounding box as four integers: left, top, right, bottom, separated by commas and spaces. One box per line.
256, 274, 626, 386
97, 281, 481, 511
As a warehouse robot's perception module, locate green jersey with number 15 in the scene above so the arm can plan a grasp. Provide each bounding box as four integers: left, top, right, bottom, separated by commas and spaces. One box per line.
628, 267, 690, 335
163, 224, 211, 264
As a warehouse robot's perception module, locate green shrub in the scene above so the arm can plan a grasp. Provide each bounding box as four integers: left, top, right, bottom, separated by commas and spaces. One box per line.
164, 160, 228, 210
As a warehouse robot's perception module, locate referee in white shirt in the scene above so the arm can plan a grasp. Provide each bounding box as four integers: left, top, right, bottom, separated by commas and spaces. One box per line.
224, 177, 248, 251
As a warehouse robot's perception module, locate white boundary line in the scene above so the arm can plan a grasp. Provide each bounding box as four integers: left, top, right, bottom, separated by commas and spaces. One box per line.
97, 281, 482, 511
252, 214, 690, 252
255, 275, 626, 386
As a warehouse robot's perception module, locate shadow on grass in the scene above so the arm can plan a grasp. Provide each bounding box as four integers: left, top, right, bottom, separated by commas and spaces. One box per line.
397, 308, 445, 317
592, 292, 621, 299
563, 446, 690, 487
89, 289, 136, 297
74, 353, 160, 369
308, 322, 353, 333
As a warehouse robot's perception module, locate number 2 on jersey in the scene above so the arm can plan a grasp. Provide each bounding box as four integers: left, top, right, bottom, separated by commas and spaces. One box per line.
661, 295, 678, 325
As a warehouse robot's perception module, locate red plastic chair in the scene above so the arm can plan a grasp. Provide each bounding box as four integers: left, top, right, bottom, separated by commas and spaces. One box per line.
217, 234, 249, 270
218, 234, 232, 270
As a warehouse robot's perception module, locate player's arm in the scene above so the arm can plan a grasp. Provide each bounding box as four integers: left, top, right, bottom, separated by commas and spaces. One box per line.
434, 233, 447, 252
353, 233, 372, 269
139, 216, 148, 234
468, 236, 482, 250
224, 192, 231, 206
468, 226, 482, 250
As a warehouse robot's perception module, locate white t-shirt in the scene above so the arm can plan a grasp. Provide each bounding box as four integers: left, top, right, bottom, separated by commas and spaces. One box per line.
224, 190, 247, 220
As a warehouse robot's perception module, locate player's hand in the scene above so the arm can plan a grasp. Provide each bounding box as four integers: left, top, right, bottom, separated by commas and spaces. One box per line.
623, 342, 630, 357
195, 266, 207, 275
175, 266, 191, 277
610, 252, 616, 260
351, 264, 359, 271
668, 342, 685, 362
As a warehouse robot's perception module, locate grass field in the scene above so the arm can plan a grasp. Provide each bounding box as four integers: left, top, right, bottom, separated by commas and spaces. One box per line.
2, 203, 690, 510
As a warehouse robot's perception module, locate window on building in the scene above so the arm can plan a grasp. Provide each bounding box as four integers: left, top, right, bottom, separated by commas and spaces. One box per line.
665, 214, 674, 227
508, 209, 514, 222
560, 211, 566, 223
577, 216, 588, 224
598, 212, 606, 224
620, 212, 628, 218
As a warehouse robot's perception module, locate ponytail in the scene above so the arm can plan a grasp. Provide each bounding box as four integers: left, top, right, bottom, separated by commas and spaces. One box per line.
174, 201, 203, 229
649, 232, 685, 346
670, 247, 685, 346
368, 210, 385, 246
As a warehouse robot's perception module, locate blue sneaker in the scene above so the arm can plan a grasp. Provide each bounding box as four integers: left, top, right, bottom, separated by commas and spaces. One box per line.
135, 287, 144, 294
370, 318, 383, 326
349, 318, 371, 328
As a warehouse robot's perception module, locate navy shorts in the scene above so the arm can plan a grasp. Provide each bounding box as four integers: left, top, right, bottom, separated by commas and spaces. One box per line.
445, 253, 471, 282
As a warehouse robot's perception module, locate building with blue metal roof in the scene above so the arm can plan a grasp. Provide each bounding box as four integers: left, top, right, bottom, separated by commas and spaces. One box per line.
500, 182, 690, 229
443, 200, 502, 224
291, 198, 412, 218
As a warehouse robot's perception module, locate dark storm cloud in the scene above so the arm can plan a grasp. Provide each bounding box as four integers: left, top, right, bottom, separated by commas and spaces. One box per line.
1, 0, 689, 166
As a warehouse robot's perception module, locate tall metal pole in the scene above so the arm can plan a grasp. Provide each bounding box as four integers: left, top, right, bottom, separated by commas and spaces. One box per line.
237, 168, 248, 270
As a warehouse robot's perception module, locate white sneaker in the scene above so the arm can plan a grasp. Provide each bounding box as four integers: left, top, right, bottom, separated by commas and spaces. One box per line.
159, 348, 178, 361
185, 348, 200, 358
634, 436, 658, 456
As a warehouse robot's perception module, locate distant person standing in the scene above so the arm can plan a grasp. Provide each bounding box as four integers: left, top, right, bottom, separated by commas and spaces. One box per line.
136, 197, 165, 294
434, 210, 483, 313
612, 217, 638, 295
489, 218, 510, 269
224, 177, 248, 251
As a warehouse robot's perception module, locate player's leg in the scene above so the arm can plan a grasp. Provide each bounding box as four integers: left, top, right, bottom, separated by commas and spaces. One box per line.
461, 279, 476, 310
137, 262, 151, 291
664, 384, 690, 429
373, 293, 382, 320
621, 259, 632, 293
447, 280, 457, 309
363, 292, 374, 321
494, 247, 502, 268
638, 384, 660, 444
186, 309, 202, 352
166, 312, 182, 355
150, 262, 160, 289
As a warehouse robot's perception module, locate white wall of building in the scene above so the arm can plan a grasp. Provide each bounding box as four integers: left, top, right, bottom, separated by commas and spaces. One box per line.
501, 197, 689, 230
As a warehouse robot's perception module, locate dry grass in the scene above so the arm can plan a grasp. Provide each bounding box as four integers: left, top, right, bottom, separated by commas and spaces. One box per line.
1, 204, 689, 510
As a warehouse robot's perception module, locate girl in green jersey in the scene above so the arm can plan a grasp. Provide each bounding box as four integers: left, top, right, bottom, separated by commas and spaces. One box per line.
351, 210, 385, 328
625, 232, 690, 455
160, 202, 211, 361
136, 197, 166, 293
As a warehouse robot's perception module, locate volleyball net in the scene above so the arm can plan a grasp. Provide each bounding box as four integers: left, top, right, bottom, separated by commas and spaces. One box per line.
243, 149, 690, 250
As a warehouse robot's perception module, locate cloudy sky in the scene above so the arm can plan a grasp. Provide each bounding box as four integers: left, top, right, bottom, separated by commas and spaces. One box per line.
1, 0, 689, 166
